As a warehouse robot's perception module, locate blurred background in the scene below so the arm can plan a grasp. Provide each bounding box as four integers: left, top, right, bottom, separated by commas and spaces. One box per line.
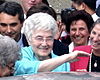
6, 0, 71, 14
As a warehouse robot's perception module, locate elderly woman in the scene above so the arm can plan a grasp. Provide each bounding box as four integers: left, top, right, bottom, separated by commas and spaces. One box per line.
14, 13, 90, 76
0, 35, 20, 77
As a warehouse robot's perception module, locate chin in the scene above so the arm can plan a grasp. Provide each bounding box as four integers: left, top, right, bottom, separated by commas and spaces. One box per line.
39, 52, 50, 56
92, 45, 100, 50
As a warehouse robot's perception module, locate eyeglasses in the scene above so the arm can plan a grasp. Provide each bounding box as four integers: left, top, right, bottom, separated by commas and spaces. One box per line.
0, 23, 18, 27
33, 36, 54, 43
6, 64, 15, 72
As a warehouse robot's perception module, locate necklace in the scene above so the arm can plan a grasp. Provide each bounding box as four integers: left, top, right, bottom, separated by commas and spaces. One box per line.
89, 52, 92, 72
89, 49, 93, 72
89, 51, 100, 72
94, 60, 97, 67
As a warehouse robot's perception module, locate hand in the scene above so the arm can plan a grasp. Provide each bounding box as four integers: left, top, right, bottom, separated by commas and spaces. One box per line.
70, 50, 91, 60
55, 21, 66, 40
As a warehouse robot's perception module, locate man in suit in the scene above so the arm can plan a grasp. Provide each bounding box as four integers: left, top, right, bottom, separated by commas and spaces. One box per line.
0, 1, 28, 47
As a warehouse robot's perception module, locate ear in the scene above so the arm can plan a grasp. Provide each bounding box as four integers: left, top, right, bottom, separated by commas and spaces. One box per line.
79, 3, 86, 10
28, 37, 32, 46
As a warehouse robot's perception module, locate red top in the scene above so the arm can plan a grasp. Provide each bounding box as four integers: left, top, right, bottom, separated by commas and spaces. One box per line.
71, 45, 92, 72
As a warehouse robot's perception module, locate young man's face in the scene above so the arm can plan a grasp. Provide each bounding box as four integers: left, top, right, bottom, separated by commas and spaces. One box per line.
21, 0, 42, 13
0, 12, 23, 42
70, 20, 89, 46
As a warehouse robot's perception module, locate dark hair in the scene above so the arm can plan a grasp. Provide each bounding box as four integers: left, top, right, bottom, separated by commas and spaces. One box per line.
83, 0, 96, 11
91, 18, 100, 31
0, 0, 5, 5
61, 8, 76, 23
27, 2, 57, 20
42, 0, 49, 6
71, 0, 83, 5
0, 1, 24, 23
61, 10, 94, 33
71, 0, 96, 11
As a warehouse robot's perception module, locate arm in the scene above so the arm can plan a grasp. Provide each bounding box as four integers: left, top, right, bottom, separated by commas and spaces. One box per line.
15, 47, 90, 75
38, 51, 90, 72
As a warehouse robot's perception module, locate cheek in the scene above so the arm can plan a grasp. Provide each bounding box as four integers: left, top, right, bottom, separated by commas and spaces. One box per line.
85, 32, 89, 37
2, 68, 11, 77
37, 0, 42, 3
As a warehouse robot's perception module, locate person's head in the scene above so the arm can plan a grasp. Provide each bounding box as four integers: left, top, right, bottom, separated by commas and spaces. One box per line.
0, 1, 24, 42
0, 35, 21, 77
71, 0, 96, 13
26, 2, 57, 20
20, 0, 49, 14
0, 0, 5, 5
61, 10, 94, 46
71, 0, 84, 10
23, 13, 58, 57
90, 18, 100, 53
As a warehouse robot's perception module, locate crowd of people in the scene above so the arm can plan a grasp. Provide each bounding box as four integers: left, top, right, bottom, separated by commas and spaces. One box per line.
0, 0, 99, 77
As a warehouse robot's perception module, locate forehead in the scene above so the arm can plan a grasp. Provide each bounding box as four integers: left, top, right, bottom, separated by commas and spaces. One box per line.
32, 30, 53, 37
92, 24, 100, 33
70, 20, 87, 28
0, 13, 20, 23
21, 0, 42, 2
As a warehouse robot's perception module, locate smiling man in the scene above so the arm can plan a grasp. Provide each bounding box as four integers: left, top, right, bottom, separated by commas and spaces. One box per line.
0, 1, 28, 47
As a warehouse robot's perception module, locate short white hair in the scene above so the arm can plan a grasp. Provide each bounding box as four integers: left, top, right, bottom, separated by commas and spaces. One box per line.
22, 12, 58, 42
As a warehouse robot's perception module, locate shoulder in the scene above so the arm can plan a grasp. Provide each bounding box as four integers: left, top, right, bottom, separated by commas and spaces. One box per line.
21, 46, 34, 57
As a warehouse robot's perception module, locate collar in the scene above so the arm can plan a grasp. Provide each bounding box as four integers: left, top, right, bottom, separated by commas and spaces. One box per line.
92, 13, 99, 21
17, 34, 24, 47
69, 40, 91, 52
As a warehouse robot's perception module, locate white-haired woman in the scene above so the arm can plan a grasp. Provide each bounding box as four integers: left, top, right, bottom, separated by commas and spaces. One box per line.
15, 13, 90, 76
0, 35, 20, 77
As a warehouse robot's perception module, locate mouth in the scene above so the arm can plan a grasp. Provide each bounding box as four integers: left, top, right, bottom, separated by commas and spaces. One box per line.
28, 3, 36, 6
92, 42, 100, 48
73, 36, 82, 41
4, 34, 14, 38
39, 48, 49, 51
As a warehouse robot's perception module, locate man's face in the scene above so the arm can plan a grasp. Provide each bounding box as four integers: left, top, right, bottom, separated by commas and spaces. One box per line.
90, 24, 100, 51
70, 20, 89, 46
0, 12, 23, 42
31, 30, 54, 57
21, 0, 42, 13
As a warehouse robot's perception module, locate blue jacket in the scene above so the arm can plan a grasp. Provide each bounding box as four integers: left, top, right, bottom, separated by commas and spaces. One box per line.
14, 46, 70, 76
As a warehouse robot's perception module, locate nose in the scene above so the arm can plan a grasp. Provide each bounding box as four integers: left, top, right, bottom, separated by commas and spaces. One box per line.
75, 29, 80, 36
92, 35, 99, 42
7, 26, 11, 33
41, 39, 48, 46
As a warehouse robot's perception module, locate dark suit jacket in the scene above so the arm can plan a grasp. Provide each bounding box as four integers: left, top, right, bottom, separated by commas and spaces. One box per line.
22, 34, 29, 47
53, 39, 69, 56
